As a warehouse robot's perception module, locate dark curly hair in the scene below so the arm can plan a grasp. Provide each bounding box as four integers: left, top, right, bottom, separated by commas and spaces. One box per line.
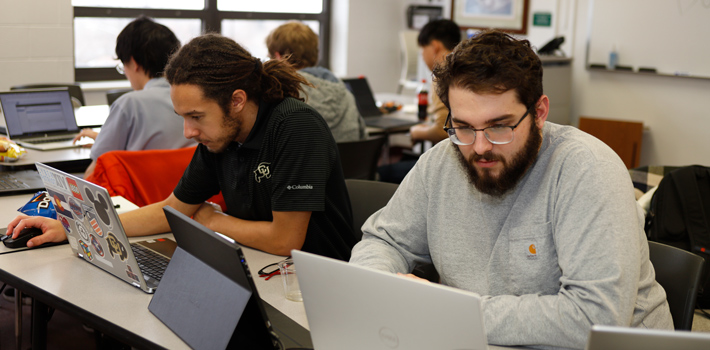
433, 30, 543, 113
165, 33, 309, 117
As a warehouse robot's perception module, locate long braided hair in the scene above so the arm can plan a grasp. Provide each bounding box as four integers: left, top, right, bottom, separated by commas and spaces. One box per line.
165, 33, 309, 117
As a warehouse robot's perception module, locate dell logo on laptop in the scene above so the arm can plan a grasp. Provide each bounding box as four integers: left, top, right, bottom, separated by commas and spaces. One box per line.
379, 327, 399, 348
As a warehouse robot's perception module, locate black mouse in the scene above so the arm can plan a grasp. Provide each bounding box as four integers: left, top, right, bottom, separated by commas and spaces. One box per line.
3, 227, 43, 249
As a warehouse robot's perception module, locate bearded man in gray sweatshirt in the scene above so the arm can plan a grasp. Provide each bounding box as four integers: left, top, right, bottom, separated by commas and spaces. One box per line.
349, 30, 673, 349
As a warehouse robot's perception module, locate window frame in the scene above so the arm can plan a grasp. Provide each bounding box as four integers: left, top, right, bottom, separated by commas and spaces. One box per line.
73, 0, 331, 82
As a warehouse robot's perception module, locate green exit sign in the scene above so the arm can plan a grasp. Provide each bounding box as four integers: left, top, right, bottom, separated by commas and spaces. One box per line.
533, 12, 552, 27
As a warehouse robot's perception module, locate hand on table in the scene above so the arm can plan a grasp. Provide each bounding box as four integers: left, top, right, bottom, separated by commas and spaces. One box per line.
73, 128, 99, 146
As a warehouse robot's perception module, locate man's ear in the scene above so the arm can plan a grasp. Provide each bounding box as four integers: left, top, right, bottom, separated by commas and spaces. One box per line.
231, 89, 248, 113
431, 39, 445, 55
127, 57, 141, 73
272, 52, 283, 60
534, 95, 550, 127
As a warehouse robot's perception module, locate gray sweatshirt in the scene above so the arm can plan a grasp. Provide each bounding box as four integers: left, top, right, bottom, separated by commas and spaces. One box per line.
350, 122, 673, 349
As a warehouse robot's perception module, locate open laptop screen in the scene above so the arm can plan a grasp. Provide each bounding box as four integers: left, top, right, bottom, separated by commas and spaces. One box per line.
342, 77, 383, 117
151, 206, 282, 349
0, 89, 78, 138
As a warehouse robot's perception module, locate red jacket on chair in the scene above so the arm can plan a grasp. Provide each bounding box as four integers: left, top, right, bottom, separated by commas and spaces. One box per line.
86, 147, 226, 210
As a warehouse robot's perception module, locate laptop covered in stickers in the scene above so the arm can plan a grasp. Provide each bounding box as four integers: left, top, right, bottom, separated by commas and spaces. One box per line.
35, 162, 177, 293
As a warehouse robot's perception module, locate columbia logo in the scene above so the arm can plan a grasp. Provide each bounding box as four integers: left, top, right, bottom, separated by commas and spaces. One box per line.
287, 184, 313, 190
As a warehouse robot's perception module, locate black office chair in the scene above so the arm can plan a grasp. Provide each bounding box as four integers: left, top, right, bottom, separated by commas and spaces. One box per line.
337, 136, 387, 180
648, 241, 705, 330
11, 83, 85, 106
345, 179, 438, 282
106, 88, 132, 106
345, 179, 398, 240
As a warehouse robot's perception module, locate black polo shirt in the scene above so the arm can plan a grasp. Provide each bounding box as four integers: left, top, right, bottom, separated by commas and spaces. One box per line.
173, 97, 356, 260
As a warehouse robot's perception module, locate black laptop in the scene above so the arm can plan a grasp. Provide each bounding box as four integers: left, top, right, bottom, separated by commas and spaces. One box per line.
342, 77, 418, 129
0, 170, 46, 196
149, 206, 283, 349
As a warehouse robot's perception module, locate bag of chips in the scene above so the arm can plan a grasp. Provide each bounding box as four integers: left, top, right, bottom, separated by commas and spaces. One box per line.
18, 191, 57, 219
0, 137, 27, 162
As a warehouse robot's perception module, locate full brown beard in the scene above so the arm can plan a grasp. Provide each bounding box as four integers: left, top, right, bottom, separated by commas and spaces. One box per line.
455, 120, 542, 197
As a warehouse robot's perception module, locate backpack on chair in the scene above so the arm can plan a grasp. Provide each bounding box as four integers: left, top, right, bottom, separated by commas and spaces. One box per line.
646, 165, 710, 308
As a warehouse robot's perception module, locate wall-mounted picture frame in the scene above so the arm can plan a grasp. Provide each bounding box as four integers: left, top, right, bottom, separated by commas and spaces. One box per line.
452, 0, 530, 35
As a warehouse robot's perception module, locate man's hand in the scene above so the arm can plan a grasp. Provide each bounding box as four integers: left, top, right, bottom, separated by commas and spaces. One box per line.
192, 202, 226, 230
397, 273, 431, 283
409, 123, 431, 143
6, 215, 67, 248
73, 128, 99, 145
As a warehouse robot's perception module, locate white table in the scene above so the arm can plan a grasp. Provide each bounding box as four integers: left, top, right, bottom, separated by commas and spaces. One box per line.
0, 233, 309, 349
0, 147, 91, 168
0, 196, 310, 349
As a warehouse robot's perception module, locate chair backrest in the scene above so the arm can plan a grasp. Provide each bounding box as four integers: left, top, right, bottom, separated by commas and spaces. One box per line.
86, 146, 226, 210
106, 88, 132, 106
345, 179, 398, 240
345, 179, 438, 281
337, 136, 386, 180
578, 117, 644, 169
648, 241, 705, 330
11, 83, 85, 106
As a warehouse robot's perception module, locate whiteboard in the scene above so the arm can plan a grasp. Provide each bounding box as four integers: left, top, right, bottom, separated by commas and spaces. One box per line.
586, 0, 710, 78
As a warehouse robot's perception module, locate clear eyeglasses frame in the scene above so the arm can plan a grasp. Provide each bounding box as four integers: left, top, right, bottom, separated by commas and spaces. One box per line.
443, 106, 534, 146
115, 61, 125, 75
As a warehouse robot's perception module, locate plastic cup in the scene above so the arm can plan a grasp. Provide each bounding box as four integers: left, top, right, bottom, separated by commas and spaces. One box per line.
278, 258, 302, 302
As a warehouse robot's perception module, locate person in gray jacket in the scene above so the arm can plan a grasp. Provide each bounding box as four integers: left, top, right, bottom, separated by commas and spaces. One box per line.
266, 21, 366, 142
349, 30, 673, 349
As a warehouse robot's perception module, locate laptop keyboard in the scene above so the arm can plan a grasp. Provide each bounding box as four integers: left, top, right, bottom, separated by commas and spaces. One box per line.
131, 243, 170, 282
24, 137, 74, 144
0, 174, 29, 190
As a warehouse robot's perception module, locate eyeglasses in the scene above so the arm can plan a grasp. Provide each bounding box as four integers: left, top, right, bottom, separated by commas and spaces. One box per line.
115, 61, 125, 75
443, 106, 534, 146
258, 257, 293, 280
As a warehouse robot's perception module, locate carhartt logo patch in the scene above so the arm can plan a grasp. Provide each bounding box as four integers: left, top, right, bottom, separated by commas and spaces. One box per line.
527, 242, 538, 259
254, 162, 271, 183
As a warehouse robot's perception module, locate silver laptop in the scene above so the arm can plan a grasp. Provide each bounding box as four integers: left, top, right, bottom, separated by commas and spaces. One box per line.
35, 162, 177, 293
586, 325, 710, 350
292, 250, 488, 350
0, 89, 81, 150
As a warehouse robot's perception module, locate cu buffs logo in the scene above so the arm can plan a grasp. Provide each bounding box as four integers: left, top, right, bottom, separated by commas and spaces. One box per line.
106, 232, 128, 261
253, 162, 271, 183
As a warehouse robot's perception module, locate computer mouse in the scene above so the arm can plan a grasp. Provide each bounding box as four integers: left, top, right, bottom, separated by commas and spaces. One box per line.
2, 227, 43, 249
